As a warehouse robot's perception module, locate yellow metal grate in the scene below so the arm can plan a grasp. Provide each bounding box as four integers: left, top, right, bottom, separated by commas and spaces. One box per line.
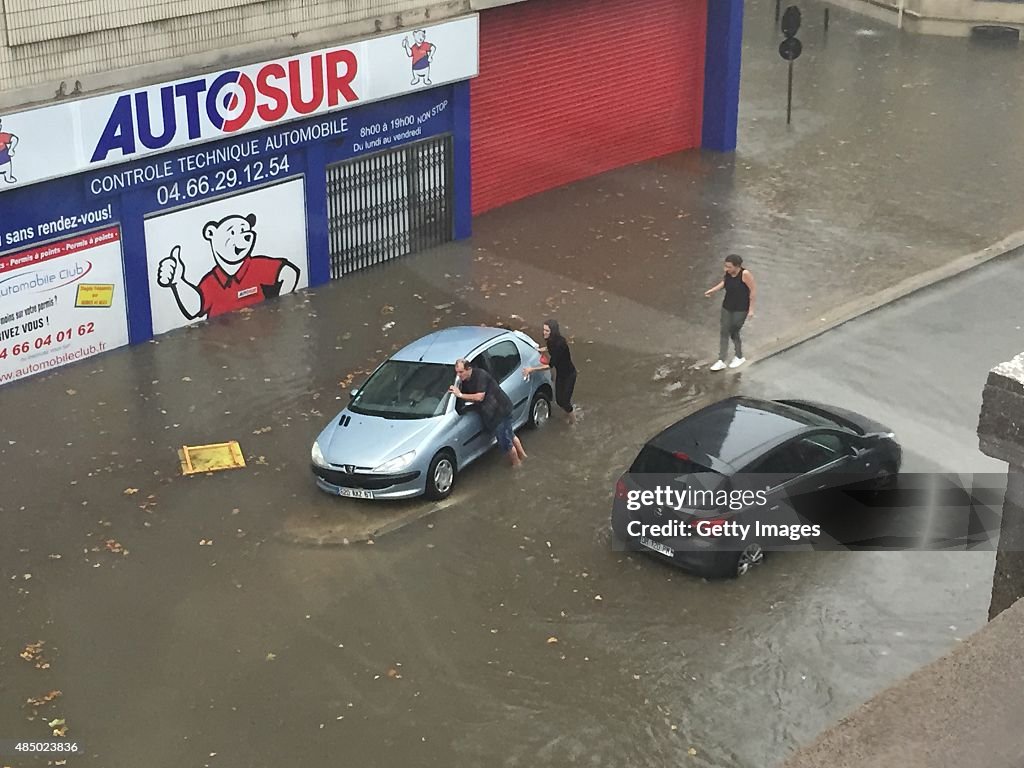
178, 441, 246, 476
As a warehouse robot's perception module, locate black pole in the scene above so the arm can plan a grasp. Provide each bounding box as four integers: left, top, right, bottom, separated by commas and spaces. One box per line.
824, 8, 830, 32
786, 60, 794, 125
775, 0, 781, 22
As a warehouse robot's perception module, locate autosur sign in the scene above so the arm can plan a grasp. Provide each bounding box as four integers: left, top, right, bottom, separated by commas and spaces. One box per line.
0, 15, 478, 193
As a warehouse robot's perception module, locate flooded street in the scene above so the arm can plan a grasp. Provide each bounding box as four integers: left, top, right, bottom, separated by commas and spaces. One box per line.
4, 2, 1024, 766
1, 244, 1017, 767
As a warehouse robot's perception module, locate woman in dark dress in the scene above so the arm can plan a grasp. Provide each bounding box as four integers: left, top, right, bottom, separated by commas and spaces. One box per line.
523, 318, 577, 424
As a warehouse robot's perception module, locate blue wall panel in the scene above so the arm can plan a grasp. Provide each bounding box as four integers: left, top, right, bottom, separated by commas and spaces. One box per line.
702, 0, 745, 152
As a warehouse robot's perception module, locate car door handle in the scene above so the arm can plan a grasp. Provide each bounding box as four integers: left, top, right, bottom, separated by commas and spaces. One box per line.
817, 484, 827, 490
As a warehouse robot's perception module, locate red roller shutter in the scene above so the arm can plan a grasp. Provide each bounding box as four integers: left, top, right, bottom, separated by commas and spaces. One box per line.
470, 0, 708, 215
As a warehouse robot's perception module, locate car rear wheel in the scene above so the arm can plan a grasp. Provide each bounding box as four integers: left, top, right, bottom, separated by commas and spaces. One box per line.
425, 451, 456, 500
528, 390, 551, 429
734, 542, 765, 578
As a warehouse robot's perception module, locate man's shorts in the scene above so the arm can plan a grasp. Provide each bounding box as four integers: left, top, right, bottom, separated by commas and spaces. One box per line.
494, 416, 515, 453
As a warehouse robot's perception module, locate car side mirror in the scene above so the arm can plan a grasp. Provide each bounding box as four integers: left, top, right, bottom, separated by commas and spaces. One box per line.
349, 387, 359, 399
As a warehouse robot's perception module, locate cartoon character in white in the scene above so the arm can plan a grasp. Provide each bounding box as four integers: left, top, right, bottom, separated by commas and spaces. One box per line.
402, 29, 436, 86
0, 118, 19, 184
156, 213, 300, 320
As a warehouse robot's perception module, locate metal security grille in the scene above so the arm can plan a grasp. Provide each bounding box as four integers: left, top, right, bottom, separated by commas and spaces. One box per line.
326, 134, 454, 279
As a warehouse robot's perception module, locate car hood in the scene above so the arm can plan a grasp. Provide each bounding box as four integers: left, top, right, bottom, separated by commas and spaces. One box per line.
318, 411, 441, 468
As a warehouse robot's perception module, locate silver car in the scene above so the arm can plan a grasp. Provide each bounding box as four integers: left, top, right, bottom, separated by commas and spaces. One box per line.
311, 326, 554, 500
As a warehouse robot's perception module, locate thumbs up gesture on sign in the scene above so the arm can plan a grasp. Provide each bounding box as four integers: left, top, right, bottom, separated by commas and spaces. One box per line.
157, 246, 186, 287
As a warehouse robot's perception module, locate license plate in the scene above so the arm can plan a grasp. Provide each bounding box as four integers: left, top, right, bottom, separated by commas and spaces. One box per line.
639, 536, 673, 557
338, 487, 374, 499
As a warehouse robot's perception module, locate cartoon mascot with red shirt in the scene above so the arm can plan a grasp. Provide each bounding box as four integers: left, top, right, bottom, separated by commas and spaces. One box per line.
156, 213, 300, 321
0, 117, 18, 184
402, 29, 436, 86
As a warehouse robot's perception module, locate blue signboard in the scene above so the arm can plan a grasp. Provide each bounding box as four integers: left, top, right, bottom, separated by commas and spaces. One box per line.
0, 81, 470, 359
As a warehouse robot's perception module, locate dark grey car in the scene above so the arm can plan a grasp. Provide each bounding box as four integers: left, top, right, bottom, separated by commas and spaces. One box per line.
611, 396, 902, 579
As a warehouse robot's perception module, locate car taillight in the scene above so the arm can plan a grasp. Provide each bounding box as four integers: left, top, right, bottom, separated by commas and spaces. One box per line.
673, 451, 691, 461
615, 479, 627, 499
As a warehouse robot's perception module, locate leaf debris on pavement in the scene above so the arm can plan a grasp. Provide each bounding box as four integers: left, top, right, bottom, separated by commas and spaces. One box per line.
104, 539, 128, 556
25, 689, 62, 711
19, 641, 51, 669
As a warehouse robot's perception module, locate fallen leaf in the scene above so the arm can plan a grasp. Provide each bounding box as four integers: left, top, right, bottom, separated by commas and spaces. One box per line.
688, 747, 698, 756
20, 641, 50, 669
66, 389, 77, 395
380, 305, 395, 315
546, 636, 558, 645
123, 488, 139, 495
25, 689, 62, 708
265, 652, 277, 661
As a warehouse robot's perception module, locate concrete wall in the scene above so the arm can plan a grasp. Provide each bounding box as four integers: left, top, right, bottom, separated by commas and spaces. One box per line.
0, 0, 520, 112
825, 0, 1024, 36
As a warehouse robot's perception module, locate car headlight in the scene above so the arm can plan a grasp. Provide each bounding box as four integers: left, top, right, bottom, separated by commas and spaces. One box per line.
311, 441, 327, 467
373, 450, 416, 473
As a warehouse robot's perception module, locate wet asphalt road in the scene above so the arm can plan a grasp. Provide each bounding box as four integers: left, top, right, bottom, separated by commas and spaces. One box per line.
5, 2, 1024, 767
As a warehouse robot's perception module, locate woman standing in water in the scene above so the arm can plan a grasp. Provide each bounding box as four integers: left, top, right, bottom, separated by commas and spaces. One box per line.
524, 319, 577, 424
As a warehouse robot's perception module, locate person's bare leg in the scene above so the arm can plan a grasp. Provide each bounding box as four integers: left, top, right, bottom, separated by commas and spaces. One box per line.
566, 408, 576, 425
513, 436, 527, 461
507, 447, 521, 467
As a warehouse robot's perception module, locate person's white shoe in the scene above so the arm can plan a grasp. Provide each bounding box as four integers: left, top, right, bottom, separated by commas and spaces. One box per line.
729, 356, 746, 368
710, 360, 727, 371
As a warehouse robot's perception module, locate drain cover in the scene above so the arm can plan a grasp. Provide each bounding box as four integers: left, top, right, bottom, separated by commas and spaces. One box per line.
178, 441, 246, 475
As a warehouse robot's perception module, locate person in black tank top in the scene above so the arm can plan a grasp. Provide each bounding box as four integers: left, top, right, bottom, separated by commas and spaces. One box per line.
704, 254, 757, 370
523, 318, 578, 424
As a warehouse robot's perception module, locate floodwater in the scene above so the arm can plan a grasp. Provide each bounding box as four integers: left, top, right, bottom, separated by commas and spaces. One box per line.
3, 1, 1024, 766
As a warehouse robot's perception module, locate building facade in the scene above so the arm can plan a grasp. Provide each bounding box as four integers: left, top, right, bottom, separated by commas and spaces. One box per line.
0, 0, 742, 386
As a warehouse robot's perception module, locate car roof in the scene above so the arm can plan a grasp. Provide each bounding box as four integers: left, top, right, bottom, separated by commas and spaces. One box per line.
649, 396, 828, 472
390, 326, 511, 365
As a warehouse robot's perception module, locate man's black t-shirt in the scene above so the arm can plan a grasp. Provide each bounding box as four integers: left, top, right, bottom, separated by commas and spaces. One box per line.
460, 367, 513, 432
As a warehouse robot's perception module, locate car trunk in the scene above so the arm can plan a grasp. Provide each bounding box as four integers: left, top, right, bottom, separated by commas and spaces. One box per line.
626, 445, 730, 527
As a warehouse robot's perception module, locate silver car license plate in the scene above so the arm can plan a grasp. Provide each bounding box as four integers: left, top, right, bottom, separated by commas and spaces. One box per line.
338, 488, 373, 499
640, 536, 673, 557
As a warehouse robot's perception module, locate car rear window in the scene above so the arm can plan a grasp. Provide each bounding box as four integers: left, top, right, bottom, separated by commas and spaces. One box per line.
630, 445, 714, 475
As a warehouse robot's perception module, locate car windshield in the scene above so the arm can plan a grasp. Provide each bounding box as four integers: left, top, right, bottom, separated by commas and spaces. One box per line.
349, 360, 452, 420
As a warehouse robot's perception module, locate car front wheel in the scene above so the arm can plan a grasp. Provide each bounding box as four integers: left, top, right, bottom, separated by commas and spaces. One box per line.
528, 390, 551, 429
425, 451, 457, 500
